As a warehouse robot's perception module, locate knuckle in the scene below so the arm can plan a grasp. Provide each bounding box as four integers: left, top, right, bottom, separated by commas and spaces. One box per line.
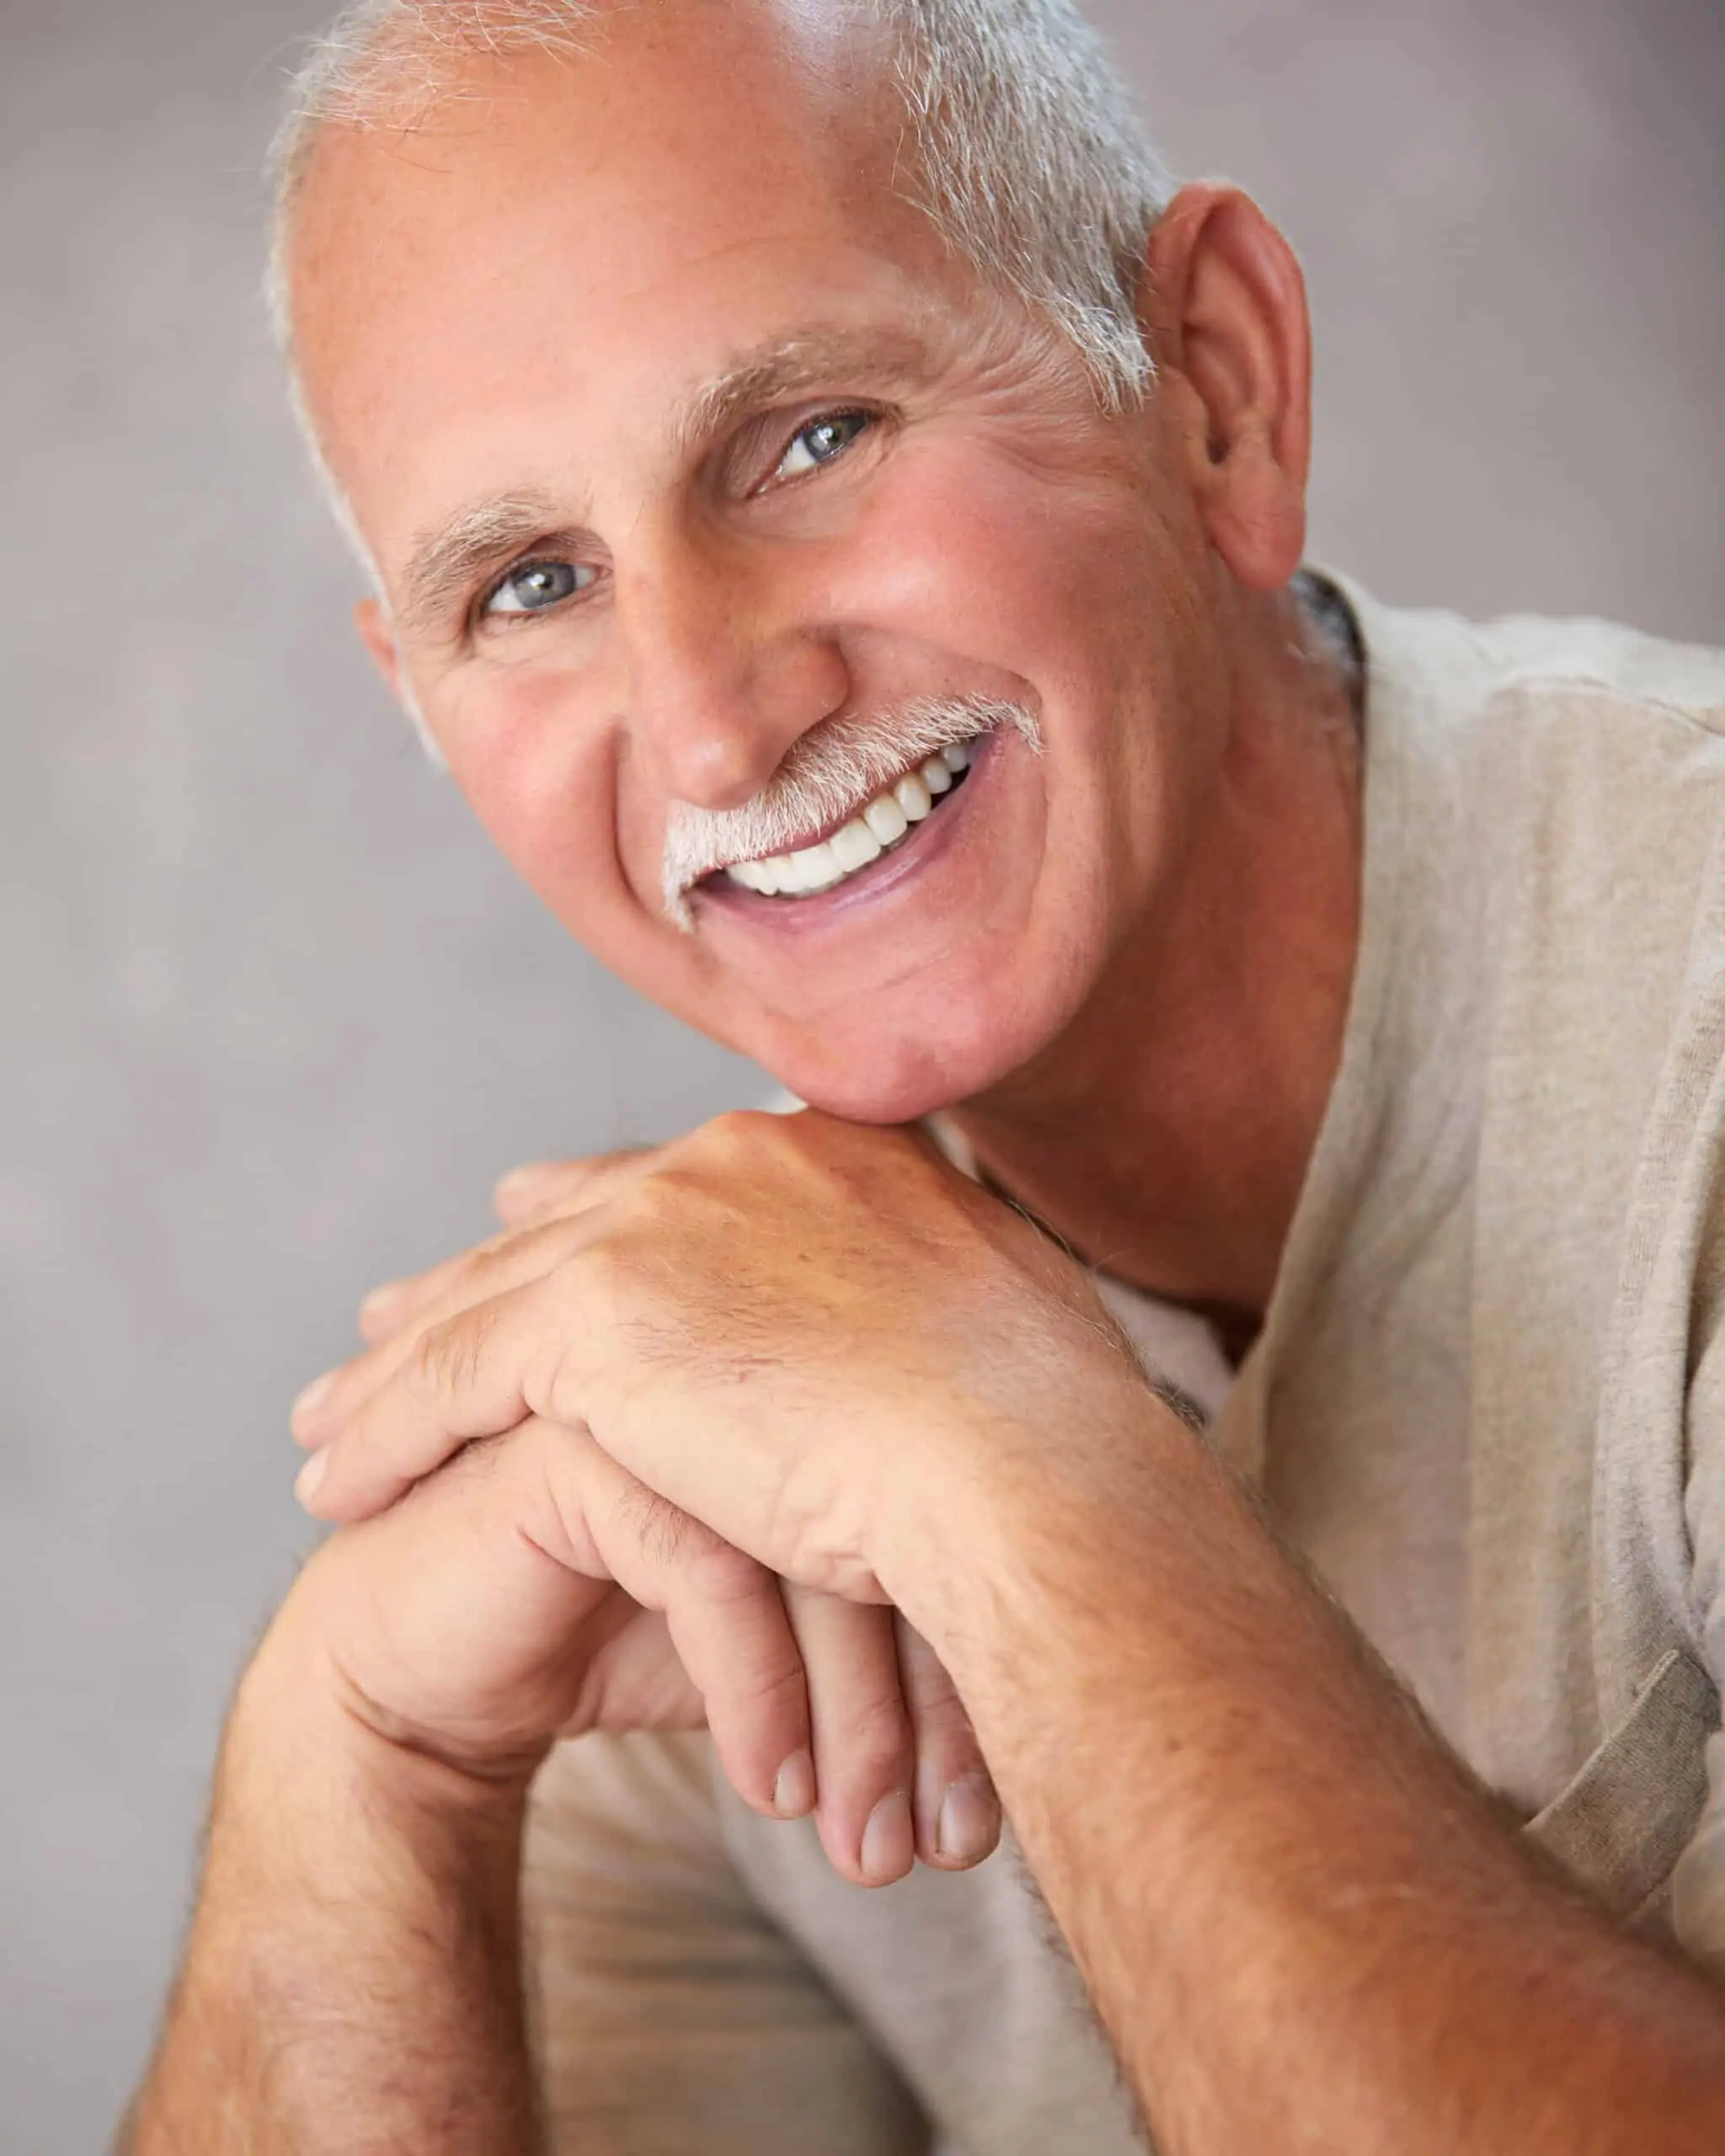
469, 1213, 563, 1281
828, 1687, 912, 1778
446, 1429, 513, 1483
408, 1303, 498, 1403
909, 1690, 979, 1758
734, 1654, 809, 1726
393, 1427, 511, 1515
679, 1534, 782, 1622
704, 1107, 761, 1148
693, 1107, 777, 1170
898, 1642, 966, 1720
445, 1244, 503, 1303
558, 1233, 631, 1320
615, 1170, 682, 1229
617, 1478, 697, 1568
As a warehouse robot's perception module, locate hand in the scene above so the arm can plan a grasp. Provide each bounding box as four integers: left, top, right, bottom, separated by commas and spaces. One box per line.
272, 1406, 991, 1883
291, 1108, 1157, 1701
295, 1139, 1003, 1882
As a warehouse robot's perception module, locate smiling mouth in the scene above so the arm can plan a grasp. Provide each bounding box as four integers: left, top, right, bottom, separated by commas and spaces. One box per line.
708, 739, 977, 902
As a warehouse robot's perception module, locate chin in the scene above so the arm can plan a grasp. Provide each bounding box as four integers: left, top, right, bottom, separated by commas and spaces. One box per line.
620, 718, 1121, 1121
742, 965, 1084, 1126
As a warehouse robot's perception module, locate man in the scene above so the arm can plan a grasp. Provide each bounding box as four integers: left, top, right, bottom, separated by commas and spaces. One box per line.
125, 0, 1725, 2148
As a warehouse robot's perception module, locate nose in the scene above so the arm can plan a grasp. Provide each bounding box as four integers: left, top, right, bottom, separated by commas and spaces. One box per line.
613, 531, 849, 810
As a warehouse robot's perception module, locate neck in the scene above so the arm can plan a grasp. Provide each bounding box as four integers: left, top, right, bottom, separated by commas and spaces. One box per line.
948, 581, 1365, 1337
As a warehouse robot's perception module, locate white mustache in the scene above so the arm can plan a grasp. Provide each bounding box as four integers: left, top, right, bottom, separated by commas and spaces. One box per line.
661, 696, 1043, 928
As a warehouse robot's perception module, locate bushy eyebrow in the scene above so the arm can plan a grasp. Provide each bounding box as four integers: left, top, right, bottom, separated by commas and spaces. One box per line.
394, 324, 943, 643
397, 491, 579, 643
670, 324, 943, 460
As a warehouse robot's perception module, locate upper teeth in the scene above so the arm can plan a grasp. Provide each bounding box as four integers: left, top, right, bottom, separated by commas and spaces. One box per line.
725, 741, 974, 898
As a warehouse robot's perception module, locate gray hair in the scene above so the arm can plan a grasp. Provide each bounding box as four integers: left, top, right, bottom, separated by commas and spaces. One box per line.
265, 1, 1175, 767
266, 0, 1176, 413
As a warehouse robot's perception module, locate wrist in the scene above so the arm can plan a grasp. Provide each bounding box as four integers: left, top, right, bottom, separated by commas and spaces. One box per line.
136, 1591, 538, 2153
253, 1532, 558, 1788
183, 1620, 531, 2040
232, 1593, 539, 1847
876, 1372, 1215, 1682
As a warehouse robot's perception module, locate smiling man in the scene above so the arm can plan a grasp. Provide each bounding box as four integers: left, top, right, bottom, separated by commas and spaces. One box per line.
121, 1, 1725, 2151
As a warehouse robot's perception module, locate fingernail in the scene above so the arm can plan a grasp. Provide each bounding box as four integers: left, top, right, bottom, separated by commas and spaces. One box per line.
291, 1369, 337, 1431
359, 1280, 405, 1325
773, 1747, 815, 1820
494, 1164, 553, 1210
937, 1774, 1001, 1867
860, 1789, 914, 1885
295, 1449, 330, 1508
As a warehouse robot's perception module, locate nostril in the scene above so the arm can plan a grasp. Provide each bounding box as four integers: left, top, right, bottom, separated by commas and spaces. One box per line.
665, 730, 780, 813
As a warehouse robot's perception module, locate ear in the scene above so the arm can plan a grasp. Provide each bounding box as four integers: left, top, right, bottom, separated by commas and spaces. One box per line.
354, 595, 402, 697
1138, 183, 1313, 591
353, 595, 450, 771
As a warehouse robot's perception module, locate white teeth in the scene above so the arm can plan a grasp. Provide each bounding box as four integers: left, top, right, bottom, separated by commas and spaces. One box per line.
787, 840, 840, 893
723, 734, 979, 900
830, 818, 884, 873
921, 755, 953, 797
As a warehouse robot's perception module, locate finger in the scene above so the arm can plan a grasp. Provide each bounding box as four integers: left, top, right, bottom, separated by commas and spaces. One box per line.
565, 1606, 705, 1737
296, 1262, 579, 1513
297, 1204, 612, 1473
492, 1147, 655, 1228
782, 1585, 916, 1887
353, 1210, 593, 1353
319, 1413, 788, 1783
355, 1152, 659, 1350
542, 1424, 815, 1821
312, 1421, 638, 1775
895, 1615, 1001, 1870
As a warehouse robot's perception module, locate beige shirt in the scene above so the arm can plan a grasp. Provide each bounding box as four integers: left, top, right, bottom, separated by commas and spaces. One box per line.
521, 583, 1725, 2153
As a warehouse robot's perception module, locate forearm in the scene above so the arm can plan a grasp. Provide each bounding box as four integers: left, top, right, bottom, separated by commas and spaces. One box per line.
902, 1404, 1725, 2154
125, 1628, 542, 2155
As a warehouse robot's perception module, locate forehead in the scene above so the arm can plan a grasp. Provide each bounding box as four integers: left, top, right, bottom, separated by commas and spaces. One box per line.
287, 7, 965, 554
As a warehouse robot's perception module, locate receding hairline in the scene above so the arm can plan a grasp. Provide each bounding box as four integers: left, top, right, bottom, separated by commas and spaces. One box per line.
270, 2, 903, 355
268, 0, 1178, 585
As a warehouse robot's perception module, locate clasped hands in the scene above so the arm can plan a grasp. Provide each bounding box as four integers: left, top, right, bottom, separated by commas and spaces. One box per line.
286, 1110, 1159, 1887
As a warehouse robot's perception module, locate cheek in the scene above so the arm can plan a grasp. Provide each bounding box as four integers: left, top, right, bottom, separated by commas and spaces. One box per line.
433, 663, 731, 1024
838, 443, 1174, 740
879, 451, 1231, 1017
846, 443, 1197, 827
437, 664, 625, 925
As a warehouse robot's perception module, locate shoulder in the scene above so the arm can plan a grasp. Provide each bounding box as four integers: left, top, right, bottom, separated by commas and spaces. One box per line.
1350, 582, 1725, 795
1347, 583, 1725, 988
1466, 607, 1725, 838
1340, 575, 1725, 724
1456, 606, 1725, 733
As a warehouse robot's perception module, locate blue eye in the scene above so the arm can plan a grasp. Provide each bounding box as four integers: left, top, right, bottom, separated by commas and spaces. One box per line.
482, 559, 596, 619
775, 410, 873, 481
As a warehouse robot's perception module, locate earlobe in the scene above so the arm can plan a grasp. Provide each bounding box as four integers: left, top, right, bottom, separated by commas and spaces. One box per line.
353, 596, 401, 698
1141, 184, 1313, 591
352, 596, 448, 771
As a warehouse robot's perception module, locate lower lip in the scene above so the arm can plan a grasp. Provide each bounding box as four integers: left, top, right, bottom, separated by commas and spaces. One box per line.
692, 735, 998, 933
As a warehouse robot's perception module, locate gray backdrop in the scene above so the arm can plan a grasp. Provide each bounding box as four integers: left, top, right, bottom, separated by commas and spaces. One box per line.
3, 0, 1721, 2143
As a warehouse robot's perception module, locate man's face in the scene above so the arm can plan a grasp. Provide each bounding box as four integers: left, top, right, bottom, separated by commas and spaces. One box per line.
292, 3, 1230, 1120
